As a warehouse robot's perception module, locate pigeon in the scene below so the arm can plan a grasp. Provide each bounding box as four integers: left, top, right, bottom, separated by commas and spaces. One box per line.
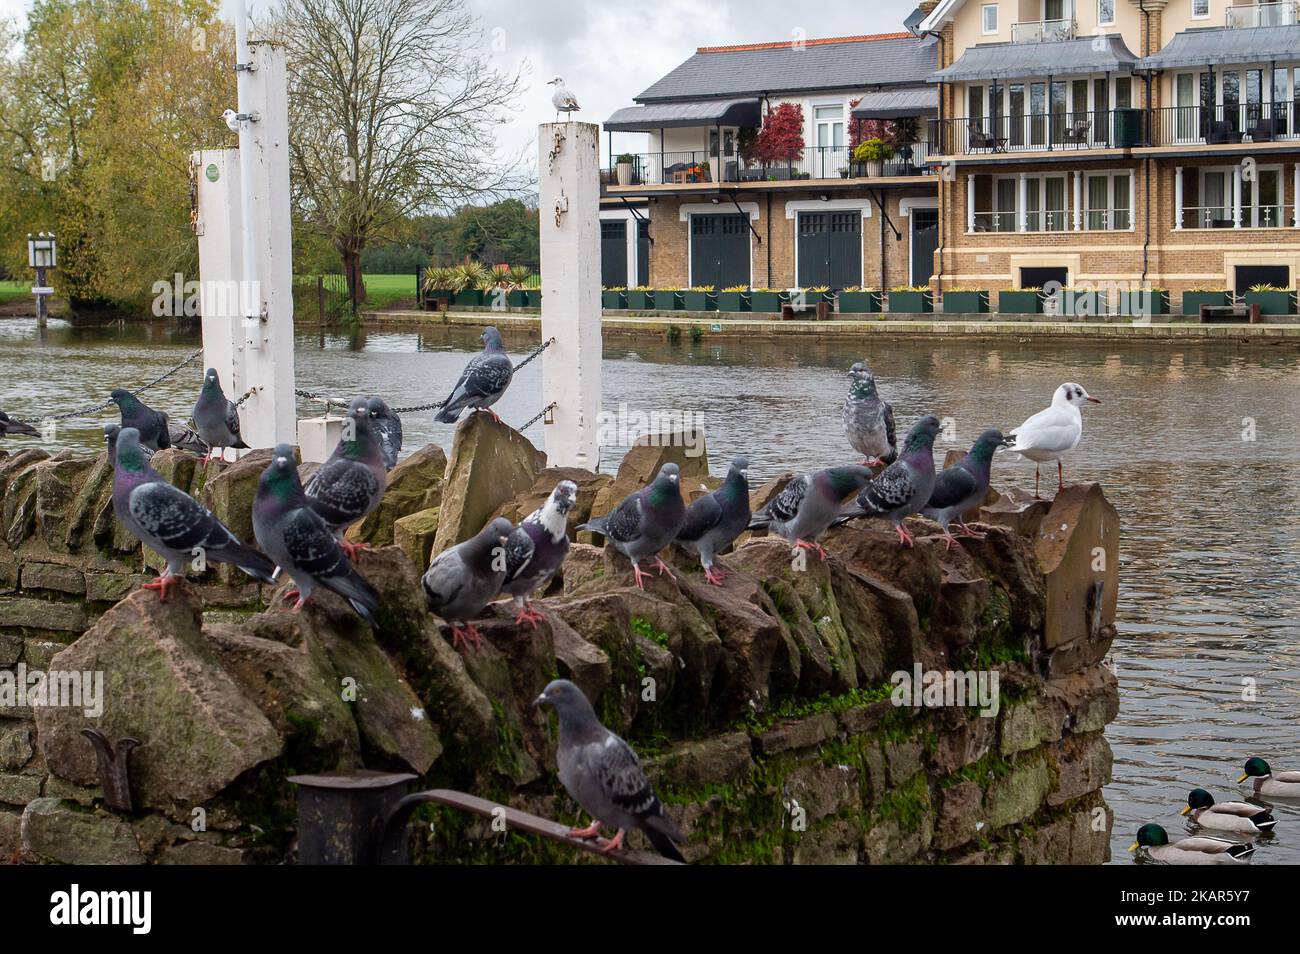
110, 389, 171, 453
921, 429, 1010, 550
1129, 824, 1254, 865
533, 679, 685, 862
367, 396, 402, 470
1239, 757, 1300, 798
842, 362, 896, 467
111, 426, 276, 599
0, 410, 41, 439
304, 400, 387, 557
836, 415, 942, 547
193, 367, 249, 462
547, 77, 580, 122
103, 424, 123, 465
422, 516, 514, 648
434, 327, 514, 424
1181, 789, 1277, 834
578, 463, 686, 589
674, 456, 751, 585
750, 465, 875, 560
252, 443, 380, 623
168, 423, 209, 457
501, 480, 577, 627
1006, 382, 1100, 499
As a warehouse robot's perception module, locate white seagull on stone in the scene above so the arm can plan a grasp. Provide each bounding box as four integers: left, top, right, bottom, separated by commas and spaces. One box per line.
1006, 382, 1100, 499
548, 77, 580, 122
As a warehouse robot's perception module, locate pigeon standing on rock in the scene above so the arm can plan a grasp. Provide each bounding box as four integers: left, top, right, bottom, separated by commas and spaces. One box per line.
434, 327, 514, 424
423, 516, 514, 648
534, 679, 686, 862
922, 429, 1010, 549
103, 424, 123, 465
111, 427, 276, 599
579, 463, 686, 589
367, 396, 403, 470
0, 410, 41, 439
750, 465, 875, 560
252, 444, 380, 623
1007, 382, 1100, 498
842, 362, 896, 467
836, 415, 942, 547
304, 400, 387, 557
110, 389, 171, 452
193, 368, 249, 462
501, 480, 577, 627
675, 456, 751, 585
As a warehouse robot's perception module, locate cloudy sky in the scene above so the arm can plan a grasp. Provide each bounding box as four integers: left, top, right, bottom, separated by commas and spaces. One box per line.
0, 0, 918, 169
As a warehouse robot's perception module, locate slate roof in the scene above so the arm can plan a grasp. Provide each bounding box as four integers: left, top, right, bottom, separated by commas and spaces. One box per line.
605, 99, 763, 131
1138, 25, 1300, 70
930, 35, 1139, 83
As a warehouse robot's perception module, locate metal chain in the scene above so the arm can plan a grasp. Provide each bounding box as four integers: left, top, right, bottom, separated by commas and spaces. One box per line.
517, 402, 556, 431
49, 346, 205, 421
512, 336, 555, 373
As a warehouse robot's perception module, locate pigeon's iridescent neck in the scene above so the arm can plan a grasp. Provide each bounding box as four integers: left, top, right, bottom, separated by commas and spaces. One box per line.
849, 377, 877, 399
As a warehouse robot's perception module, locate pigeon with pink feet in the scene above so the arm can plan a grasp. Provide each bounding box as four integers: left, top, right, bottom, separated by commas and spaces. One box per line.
921, 429, 1010, 550
578, 463, 686, 589
433, 326, 514, 424
422, 516, 513, 649
193, 367, 249, 463
305, 399, 386, 559
750, 464, 875, 559
501, 480, 577, 627
835, 415, 941, 547
675, 456, 750, 585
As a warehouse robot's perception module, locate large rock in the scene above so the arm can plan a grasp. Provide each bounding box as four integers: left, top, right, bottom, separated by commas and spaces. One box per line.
351, 443, 447, 547
200, 448, 276, 545
392, 506, 440, 570
21, 797, 145, 864
581, 435, 709, 545
34, 454, 98, 552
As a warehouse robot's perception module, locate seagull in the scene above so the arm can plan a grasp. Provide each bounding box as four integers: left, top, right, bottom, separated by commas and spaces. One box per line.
548, 77, 580, 122
222, 109, 241, 133
1006, 383, 1100, 499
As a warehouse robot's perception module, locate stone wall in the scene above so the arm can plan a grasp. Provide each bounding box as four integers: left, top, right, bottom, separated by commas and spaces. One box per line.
0, 418, 1120, 864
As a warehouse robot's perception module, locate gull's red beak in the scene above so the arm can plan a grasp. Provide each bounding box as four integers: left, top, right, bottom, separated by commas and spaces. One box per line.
1086, 396, 1101, 404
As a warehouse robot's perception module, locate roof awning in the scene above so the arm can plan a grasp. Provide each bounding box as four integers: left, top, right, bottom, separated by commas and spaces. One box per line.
929, 36, 1138, 83
1138, 25, 1300, 70
604, 98, 762, 132
851, 87, 938, 119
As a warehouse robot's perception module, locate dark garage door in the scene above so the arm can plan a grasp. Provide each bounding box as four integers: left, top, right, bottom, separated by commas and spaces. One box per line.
1234, 265, 1289, 295
910, 208, 940, 288
690, 214, 750, 288
797, 211, 861, 288
601, 219, 627, 288
637, 220, 649, 287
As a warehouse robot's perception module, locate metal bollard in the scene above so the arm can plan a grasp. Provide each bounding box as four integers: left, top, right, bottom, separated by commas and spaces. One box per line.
289, 770, 417, 865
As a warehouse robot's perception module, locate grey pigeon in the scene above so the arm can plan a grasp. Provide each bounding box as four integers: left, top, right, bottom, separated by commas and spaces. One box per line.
168, 423, 209, 457
674, 456, 751, 585
0, 410, 40, 439
304, 400, 387, 557
836, 415, 942, 547
921, 429, 1009, 549
111, 426, 276, 599
578, 463, 686, 589
423, 516, 514, 648
749, 465, 875, 559
501, 480, 577, 627
842, 361, 896, 466
434, 327, 514, 423
193, 368, 249, 461
367, 396, 402, 470
534, 679, 686, 862
110, 389, 171, 452
252, 443, 380, 623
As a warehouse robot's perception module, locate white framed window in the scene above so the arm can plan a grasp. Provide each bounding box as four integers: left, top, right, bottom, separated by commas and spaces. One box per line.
1098, 0, 1115, 25
982, 3, 999, 33
1084, 171, 1133, 230
1192, 0, 1210, 19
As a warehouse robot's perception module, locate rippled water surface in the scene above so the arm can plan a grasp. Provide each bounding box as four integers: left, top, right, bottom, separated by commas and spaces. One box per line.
3, 317, 1299, 864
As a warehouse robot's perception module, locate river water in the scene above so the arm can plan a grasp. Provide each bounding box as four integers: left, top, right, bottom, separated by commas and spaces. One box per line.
3, 316, 1298, 865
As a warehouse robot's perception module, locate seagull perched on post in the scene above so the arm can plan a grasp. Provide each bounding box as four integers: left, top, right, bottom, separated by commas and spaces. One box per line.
1006, 383, 1100, 499
548, 77, 580, 122
222, 109, 242, 132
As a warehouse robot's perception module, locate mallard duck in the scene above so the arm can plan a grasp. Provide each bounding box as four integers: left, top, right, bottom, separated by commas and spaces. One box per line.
1239, 757, 1300, 798
1182, 789, 1277, 834
1129, 824, 1254, 865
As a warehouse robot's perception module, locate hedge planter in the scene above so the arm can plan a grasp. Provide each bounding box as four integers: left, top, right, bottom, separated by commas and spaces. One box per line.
453, 290, 484, 307
527, 290, 542, 308
1061, 290, 1109, 318
602, 291, 626, 310
837, 291, 882, 314
1244, 290, 1296, 316
888, 291, 933, 314
1116, 290, 1169, 317
680, 291, 716, 311
625, 290, 652, 309
716, 292, 749, 312
941, 290, 988, 314
1181, 291, 1228, 316
507, 289, 529, 308
748, 291, 785, 313
998, 290, 1043, 315
652, 290, 682, 310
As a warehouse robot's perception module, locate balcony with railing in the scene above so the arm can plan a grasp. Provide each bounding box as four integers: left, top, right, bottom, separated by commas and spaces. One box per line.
1225, 1, 1299, 28
1152, 102, 1300, 146
929, 109, 1147, 156
1010, 18, 1076, 43
601, 143, 933, 188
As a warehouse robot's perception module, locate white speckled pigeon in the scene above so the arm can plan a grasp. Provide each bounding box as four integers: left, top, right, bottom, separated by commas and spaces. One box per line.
922, 429, 1010, 550
193, 367, 249, 462
501, 480, 577, 627
578, 463, 686, 589
675, 456, 750, 585
0, 410, 41, 439
366, 396, 402, 470
749, 464, 875, 560
304, 400, 387, 558
534, 679, 685, 862
252, 444, 380, 623
111, 427, 276, 599
842, 361, 896, 467
836, 415, 942, 547
423, 516, 514, 649
434, 327, 514, 423
110, 389, 171, 452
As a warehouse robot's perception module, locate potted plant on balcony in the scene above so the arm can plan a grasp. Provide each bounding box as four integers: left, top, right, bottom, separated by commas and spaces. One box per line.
698, 161, 711, 183
716, 285, 749, 312
602, 286, 627, 309
750, 103, 805, 180
854, 138, 895, 178
681, 285, 716, 310
652, 287, 682, 310
1116, 287, 1169, 318
888, 285, 933, 314
1244, 283, 1296, 316
615, 153, 636, 186
998, 287, 1043, 315
941, 288, 989, 314
748, 288, 786, 313
1180, 287, 1230, 316
887, 116, 920, 173
626, 286, 654, 309
837, 286, 883, 313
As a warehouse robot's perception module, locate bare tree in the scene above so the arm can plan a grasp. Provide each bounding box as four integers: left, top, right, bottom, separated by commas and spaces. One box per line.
272, 0, 527, 305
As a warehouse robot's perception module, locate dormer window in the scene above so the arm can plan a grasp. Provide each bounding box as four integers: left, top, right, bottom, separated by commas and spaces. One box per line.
1192, 0, 1210, 18
982, 4, 999, 33
1098, 0, 1115, 25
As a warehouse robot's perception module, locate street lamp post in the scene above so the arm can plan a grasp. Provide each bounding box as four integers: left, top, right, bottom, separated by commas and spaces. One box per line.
27, 232, 56, 330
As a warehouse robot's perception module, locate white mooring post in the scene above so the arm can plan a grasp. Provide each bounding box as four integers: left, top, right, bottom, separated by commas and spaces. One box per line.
537, 122, 603, 469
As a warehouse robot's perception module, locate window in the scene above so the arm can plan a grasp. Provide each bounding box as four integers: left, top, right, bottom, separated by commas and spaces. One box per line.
982, 4, 998, 33
1192, 0, 1210, 19
1098, 0, 1115, 25
1085, 172, 1132, 230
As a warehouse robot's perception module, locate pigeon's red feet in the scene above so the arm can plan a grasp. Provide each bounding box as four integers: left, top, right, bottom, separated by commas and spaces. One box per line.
794, 538, 829, 560
704, 565, 727, 586
939, 530, 962, 551
480, 408, 503, 424
956, 521, 987, 540
450, 623, 483, 649
513, 604, 546, 628
569, 820, 603, 839
340, 540, 372, 560
652, 557, 676, 580
896, 524, 916, 547
632, 563, 651, 589
597, 829, 627, 854
863, 457, 883, 468
142, 575, 182, 602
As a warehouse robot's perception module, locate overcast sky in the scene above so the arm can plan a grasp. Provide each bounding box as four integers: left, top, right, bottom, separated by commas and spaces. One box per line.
0, 0, 917, 170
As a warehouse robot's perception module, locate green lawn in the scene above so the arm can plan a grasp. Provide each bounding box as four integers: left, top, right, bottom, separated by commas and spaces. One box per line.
0, 280, 28, 303
362, 273, 419, 309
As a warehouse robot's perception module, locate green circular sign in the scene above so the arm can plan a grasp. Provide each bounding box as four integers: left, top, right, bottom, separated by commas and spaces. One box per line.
205, 163, 220, 182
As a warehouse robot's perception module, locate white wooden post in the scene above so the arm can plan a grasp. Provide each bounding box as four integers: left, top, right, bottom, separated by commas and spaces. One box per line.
1293, 163, 1299, 228
1233, 165, 1243, 229
1017, 173, 1029, 232
1175, 166, 1184, 229
538, 122, 602, 469
1073, 171, 1083, 231
966, 174, 976, 232
1128, 172, 1136, 230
